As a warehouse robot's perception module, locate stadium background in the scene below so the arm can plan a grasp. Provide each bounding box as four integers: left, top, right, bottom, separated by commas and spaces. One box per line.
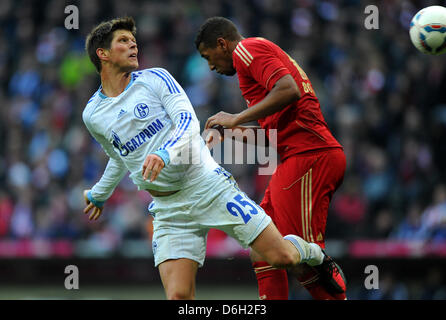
0, 0, 446, 300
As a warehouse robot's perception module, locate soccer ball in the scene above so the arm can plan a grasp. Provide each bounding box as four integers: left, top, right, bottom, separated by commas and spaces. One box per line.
409, 5, 446, 55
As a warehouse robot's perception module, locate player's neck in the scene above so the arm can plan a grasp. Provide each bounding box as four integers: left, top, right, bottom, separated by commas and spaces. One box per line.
228, 36, 244, 53
100, 67, 133, 98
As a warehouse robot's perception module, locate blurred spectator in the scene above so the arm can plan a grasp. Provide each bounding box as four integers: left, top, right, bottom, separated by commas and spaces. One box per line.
391, 201, 427, 240
419, 184, 446, 242
369, 207, 395, 239
420, 267, 446, 300
0, 0, 445, 260
359, 272, 409, 300
330, 175, 367, 239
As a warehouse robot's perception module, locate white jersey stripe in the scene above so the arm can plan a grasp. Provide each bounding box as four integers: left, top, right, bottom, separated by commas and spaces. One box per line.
238, 42, 254, 61
234, 47, 251, 67
235, 45, 252, 64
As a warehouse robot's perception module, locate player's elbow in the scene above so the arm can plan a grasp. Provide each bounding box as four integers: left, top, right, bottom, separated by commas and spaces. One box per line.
289, 85, 301, 101
275, 75, 301, 102
280, 86, 300, 106
287, 78, 301, 100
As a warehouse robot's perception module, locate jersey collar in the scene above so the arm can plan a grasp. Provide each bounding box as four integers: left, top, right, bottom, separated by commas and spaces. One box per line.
98, 72, 136, 99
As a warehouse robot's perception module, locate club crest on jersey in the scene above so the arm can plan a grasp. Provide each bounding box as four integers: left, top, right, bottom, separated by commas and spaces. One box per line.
134, 103, 149, 119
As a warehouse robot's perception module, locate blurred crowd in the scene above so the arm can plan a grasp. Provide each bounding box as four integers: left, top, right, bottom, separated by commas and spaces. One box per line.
1, 0, 446, 261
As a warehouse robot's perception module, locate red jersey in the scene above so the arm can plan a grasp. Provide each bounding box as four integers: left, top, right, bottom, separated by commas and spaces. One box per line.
233, 37, 342, 161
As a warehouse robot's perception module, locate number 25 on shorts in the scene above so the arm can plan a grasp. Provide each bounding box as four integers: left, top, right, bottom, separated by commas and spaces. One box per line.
226, 194, 259, 224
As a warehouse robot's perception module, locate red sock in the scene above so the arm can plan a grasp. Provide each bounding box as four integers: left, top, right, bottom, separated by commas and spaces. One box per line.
298, 267, 346, 300
253, 261, 289, 300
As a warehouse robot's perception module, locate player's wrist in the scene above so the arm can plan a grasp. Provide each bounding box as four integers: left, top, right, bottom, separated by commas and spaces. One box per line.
153, 150, 170, 166
87, 190, 105, 208
233, 112, 245, 127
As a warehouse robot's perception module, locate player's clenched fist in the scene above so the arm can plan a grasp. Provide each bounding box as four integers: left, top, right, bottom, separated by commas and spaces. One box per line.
142, 154, 165, 182
83, 189, 103, 221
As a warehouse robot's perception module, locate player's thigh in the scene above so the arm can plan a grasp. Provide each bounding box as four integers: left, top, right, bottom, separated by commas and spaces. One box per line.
266, 155, 317, 238
304, 149, 346, 246
149, 195, 208, 268
268, 149, 345, 247
158, 258, 199, 300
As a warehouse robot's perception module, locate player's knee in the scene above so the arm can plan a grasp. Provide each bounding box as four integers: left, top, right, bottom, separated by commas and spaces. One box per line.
249, 249, 264, 263
167, 289, 195, 300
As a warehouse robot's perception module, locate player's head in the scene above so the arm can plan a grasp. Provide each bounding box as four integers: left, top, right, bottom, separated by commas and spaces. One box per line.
86, 17, 138, 73
195, 17, 242, 76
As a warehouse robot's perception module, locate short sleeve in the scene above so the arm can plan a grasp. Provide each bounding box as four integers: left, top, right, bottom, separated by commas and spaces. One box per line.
233, 39, 291, 91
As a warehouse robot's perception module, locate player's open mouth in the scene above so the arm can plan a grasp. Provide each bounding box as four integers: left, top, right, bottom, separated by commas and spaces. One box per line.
129, 53, 137, 59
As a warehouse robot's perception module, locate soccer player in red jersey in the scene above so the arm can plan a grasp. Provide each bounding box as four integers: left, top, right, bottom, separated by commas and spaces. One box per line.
195, 17, 347, 300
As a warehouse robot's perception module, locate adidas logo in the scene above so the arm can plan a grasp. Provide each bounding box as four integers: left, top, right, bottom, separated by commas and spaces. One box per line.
117, 109, 127, 119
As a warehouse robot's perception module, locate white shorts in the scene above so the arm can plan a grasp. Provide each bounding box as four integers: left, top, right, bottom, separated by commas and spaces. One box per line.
148, 167, 271, 267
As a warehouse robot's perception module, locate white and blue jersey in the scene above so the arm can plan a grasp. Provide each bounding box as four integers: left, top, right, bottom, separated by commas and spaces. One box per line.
82, 68, 218, 201
83, 67, 271, 267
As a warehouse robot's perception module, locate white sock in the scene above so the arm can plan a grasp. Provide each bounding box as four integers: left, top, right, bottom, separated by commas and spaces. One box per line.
283, 234, 324, 266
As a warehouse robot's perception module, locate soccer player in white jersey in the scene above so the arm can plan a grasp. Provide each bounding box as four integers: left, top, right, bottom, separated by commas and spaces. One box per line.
82, 17, 327, 300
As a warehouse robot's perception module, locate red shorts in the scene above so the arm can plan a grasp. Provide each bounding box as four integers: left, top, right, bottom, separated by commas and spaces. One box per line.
260, 148, 346, 249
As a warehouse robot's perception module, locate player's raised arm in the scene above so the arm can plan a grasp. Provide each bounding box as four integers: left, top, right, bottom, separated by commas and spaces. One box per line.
231, 74, 301, 124
204, 74, 300, 131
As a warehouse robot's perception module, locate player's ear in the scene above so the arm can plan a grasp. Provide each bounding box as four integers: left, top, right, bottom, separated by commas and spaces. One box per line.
216, 37, 227, 51
96, 48, 109, 62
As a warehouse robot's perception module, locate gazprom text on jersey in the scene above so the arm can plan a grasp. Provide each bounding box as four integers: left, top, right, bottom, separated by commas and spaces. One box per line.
114, 119, 164, 156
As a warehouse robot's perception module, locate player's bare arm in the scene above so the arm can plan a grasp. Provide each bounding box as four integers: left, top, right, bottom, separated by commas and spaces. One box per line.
205, 74, 300, 130
204, 125, 269, 148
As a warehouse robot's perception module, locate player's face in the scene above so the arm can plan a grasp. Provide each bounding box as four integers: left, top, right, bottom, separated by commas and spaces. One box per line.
198, 42, 236, 76
108, 30, 138, 72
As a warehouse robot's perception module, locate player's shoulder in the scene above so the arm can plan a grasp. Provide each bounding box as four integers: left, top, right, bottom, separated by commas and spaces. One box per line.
135, 68, 176, 84
137, 67, 181, 94
239, 37, 275, 52
136, 67, 176, 81
82, 89, 103, 122
234, 37, 277, 68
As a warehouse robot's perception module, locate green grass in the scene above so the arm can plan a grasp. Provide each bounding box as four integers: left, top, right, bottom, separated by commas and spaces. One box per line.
0, 284, 258, 300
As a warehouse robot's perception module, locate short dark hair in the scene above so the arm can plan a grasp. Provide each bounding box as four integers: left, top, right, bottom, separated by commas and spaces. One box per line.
194, 16, 240, 49
85, 17, 136, 73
